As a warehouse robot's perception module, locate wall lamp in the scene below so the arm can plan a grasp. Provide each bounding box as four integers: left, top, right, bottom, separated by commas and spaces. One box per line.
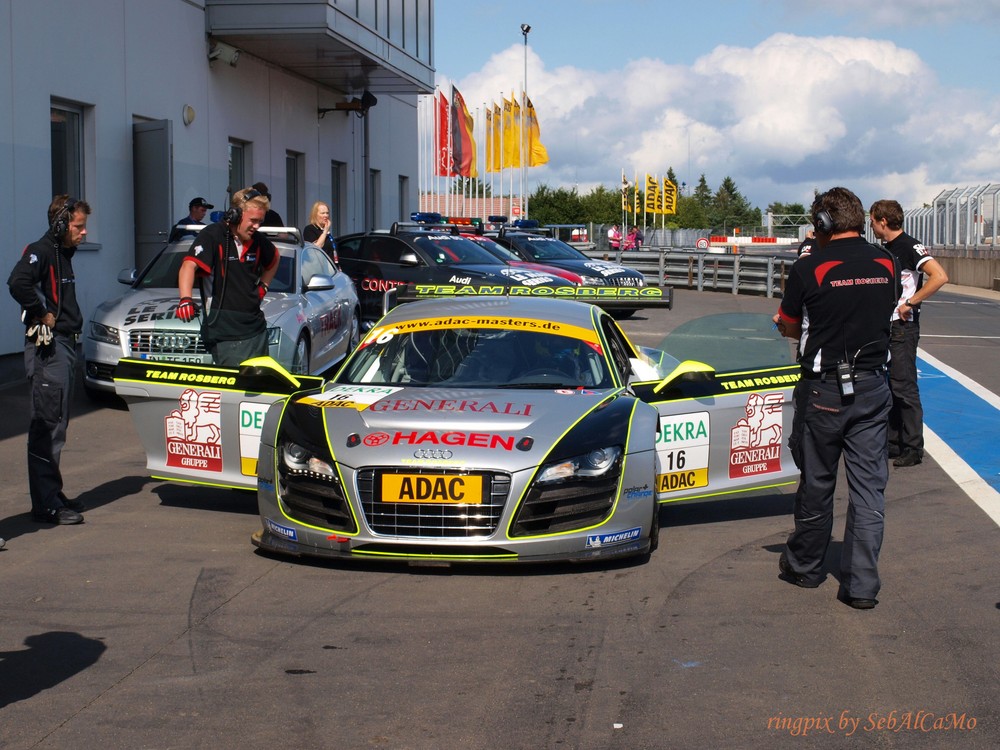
318, 90, 378, 118
208, 40, 241, 66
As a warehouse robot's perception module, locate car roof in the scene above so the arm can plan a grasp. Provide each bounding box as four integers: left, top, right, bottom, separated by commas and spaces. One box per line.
378, 294, 602, 329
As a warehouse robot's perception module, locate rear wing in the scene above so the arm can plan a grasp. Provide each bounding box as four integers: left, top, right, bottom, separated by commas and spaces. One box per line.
383, 282, 673, 317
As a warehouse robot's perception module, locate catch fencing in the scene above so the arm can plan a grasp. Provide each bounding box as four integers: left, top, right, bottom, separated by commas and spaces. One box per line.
583, 246, 797, 297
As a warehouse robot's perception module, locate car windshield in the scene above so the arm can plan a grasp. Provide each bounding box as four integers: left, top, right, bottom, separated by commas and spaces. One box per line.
468, 236, 521, 261
655, 313, 797, 372
510, 236, 587, 261
410, 235, 505, 265
135, 244, 297, 294
340, 326, 613, 389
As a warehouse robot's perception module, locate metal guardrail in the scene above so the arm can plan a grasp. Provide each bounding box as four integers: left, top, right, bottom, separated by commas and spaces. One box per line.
582, 247, 797, 297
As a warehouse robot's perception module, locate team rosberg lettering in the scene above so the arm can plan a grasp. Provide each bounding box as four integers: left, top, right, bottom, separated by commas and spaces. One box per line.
720, 373, 799, 391
144, 369, 237, 386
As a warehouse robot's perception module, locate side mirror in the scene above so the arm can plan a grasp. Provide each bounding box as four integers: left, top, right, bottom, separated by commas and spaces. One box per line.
118, 268, 138, 285
304, 274, 336, 292
398, 251, 420, 267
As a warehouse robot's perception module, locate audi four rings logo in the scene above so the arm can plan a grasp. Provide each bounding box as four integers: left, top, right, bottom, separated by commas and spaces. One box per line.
413, 449, 453, 460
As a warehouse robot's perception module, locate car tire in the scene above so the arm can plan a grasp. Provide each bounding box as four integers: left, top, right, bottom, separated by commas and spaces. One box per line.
610, 309, 637, 320
348, 308, 361, 353
292, 333, 311, 375
648, 501, 660, 553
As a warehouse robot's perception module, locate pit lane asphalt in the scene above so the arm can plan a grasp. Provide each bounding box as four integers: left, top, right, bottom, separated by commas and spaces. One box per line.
1, 288, 997, 749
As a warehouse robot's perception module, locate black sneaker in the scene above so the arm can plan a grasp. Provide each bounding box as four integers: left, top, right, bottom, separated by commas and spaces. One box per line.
779, 553, 822, 588
31, 507, 84, 525
887, 445, 901, 459
839, 591, 878, 609
893, 449, 922, 467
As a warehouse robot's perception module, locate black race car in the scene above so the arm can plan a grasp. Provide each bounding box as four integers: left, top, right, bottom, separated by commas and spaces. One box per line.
336, 222, 576, 323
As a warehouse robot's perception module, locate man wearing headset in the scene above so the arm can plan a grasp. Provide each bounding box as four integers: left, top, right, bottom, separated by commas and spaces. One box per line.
773, 187, 900, 610
7, 195, 90, 525
869, 199, 949, 468
176, 187, 279, 366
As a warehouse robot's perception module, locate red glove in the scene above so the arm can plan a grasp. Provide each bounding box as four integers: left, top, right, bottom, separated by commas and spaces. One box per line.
257, 282, 268, 301
176, 297, 198, 322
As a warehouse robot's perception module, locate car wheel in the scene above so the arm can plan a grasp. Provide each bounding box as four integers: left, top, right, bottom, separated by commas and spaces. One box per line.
611, 309, 636, 320
648, 502, 660, 553
292, 333, 310, 375
348, 308, 361, 353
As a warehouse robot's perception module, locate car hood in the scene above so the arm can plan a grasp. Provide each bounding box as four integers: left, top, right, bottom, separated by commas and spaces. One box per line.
295, 383, 612, 471
444, 264, 574, 286
542, 259, 643, 280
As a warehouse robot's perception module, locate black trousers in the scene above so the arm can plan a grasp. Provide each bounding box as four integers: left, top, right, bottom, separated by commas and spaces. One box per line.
888, 319, 923, 455
25, 335, 76, 513
784, 375, 891, 599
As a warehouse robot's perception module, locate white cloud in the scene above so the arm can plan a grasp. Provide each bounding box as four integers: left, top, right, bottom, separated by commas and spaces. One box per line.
443, 32, 1000, 209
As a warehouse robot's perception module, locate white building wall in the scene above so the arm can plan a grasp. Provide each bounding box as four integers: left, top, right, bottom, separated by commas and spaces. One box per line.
0, 0, 422, 357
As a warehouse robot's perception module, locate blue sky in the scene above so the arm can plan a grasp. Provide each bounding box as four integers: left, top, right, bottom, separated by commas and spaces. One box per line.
430, 0, 1000, 210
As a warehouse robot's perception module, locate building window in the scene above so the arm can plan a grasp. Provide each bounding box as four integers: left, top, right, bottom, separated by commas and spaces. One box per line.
229, 140, 249, 199
286, 151, 304, 228
398, 175, 409, 222
51, 103, 83, 198
331, 161, 345, 236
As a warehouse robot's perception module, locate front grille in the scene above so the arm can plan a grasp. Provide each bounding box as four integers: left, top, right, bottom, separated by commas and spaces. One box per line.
511, 469, 620, 537
279, 471, 357, 532
358, 469, 510, 537
129, 329, 207, 357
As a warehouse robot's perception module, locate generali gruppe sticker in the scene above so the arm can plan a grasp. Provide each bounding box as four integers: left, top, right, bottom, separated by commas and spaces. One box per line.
729, 392, 784, 479
165, 388, 222, 472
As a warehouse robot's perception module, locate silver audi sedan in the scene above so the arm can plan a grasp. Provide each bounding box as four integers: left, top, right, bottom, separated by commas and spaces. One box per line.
84, 226, 361, 396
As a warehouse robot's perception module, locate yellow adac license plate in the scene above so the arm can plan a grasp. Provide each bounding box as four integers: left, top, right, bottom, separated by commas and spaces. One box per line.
382, 474, 483, 504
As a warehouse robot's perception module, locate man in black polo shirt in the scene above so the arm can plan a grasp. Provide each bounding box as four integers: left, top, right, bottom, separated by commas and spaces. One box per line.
773, 187, 900, 610
870, 199, 949, 467
176, 187, 279, 366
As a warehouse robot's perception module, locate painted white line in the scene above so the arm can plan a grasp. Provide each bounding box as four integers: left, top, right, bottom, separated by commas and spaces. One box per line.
920, 335, 1000, 339
917, 349, 1000, 527
923, 427, 1000, 528
918, 349, 1000, 410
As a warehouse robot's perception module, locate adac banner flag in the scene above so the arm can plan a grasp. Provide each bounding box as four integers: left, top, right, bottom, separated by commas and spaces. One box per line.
490, 101, 502, 172
435, 90, 455, 177
645, 174, 660, 213
661, 178, 677, 215
525, 96, 549, 167
621, 170, 629, 211
451, 86, 477, 178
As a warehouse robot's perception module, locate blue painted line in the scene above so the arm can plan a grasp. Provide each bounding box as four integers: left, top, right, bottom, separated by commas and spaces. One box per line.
917, 356, 1000, 491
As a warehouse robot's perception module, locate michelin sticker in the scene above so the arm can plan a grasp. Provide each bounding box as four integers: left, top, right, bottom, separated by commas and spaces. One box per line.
655, 412, 710, 493
586, 526, 642, 548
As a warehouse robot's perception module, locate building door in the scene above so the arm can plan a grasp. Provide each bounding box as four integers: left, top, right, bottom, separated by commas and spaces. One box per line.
133, 119, 173, 270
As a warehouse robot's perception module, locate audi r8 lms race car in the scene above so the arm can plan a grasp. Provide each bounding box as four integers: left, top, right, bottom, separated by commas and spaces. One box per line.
111, 282, 801, 568
335, 221, 576, 324
84, 226, 360, 394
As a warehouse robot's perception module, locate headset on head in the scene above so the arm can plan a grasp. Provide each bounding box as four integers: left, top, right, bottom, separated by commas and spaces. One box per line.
814, 209, 834, 235
51, 196, 78, 239
223, 188, 263, 226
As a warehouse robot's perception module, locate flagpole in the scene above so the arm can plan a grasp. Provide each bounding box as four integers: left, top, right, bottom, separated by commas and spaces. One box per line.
521, 23, 531, 220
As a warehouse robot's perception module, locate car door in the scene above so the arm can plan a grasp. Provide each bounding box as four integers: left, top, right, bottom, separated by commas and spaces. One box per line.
601, 314, 800, 505
299, 245, 349, 371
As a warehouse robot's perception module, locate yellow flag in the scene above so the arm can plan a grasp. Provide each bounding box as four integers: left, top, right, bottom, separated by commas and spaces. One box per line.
490, 102, 502, 172
525, 96, 549, 167
505, 94, 522, 168
645, 174, 660, 214
661, 178, 677, 214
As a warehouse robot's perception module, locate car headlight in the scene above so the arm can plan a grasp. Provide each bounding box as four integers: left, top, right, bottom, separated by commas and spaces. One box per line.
578, 275, 606, 286
536, 446, 622, 484
267, 326, 281, 346
89, 321, 120, 346
281, 440, 335, 478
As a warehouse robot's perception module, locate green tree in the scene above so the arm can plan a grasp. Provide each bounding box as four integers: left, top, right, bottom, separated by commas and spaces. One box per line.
709, 176, 760, 233
526, 184, 584, 225
578, 184, 620, 224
